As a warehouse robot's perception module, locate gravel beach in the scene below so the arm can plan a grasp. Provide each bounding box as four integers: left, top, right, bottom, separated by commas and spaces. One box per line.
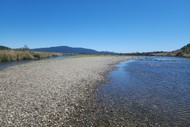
0, 56, 131, 126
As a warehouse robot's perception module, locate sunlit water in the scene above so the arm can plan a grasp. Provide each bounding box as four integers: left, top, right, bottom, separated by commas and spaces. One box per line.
65, 57, 190, 126
92, 57, 190, 126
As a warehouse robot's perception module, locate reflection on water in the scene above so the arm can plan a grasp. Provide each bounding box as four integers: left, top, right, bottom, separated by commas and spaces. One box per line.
0, 60, 32, 70
94, 57, 190, 126
67, 57, 190, 126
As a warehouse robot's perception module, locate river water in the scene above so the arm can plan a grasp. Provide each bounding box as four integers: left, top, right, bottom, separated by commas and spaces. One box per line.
1, 56, 190, 126
68, 57, 190, 126
91, 57, 190, 126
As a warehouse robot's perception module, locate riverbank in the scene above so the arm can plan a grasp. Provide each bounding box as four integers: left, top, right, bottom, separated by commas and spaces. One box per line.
0, 49, 62, 62
0, 56, 132, 126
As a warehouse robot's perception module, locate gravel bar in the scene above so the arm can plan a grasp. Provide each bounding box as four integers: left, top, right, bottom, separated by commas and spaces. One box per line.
0, 56, 132, 126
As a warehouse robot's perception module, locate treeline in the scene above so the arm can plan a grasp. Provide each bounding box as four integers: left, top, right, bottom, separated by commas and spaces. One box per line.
177, 43, 190, 57
114, 51, 166, 56
150, 43, 190, 58
0, 46, 62, 62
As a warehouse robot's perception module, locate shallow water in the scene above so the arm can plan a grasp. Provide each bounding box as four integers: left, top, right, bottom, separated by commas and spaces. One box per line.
93, 57, 190, 126
65, 57, 190, 126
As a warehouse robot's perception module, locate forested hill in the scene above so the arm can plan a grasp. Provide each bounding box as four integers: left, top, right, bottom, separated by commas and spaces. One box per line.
32, 46, 114, 54
136, 43, 190, 58
0, 45, 11, 50
175, 43, 190, 57
180, 43, 190, 53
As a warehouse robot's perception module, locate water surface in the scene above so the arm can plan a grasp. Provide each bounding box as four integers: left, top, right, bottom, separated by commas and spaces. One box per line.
93, 57, 190, 126
68, 57, 190, 126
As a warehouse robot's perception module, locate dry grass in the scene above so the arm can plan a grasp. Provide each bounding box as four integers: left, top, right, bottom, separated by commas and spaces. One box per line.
0, 50, 61, 62
182, 53, 190, 58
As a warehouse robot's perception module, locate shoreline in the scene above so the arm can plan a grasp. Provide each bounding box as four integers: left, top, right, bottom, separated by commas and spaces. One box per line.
0, 56, 132, 126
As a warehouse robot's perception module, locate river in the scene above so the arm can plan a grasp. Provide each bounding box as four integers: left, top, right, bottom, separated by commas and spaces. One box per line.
92, 56, 190, 126
68, 56, 190, 126
1, 56, 190, 126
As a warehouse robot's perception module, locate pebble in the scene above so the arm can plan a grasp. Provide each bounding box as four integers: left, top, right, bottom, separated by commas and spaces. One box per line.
0, 56, 131, 126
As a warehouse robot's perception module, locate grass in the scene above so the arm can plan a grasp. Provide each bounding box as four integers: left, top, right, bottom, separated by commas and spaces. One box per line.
70, 54, 102, 58
182, 54, 190, 58
0, 49, 62, 62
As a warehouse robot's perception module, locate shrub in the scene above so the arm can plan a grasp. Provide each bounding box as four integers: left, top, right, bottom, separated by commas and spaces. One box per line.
0, 50, 61, 62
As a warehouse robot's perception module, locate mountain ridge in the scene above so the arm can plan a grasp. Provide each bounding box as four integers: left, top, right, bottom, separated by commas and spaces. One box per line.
32, 46, 114, 54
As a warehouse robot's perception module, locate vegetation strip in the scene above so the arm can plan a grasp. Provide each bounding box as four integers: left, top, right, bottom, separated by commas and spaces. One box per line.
0, 49, 61, 62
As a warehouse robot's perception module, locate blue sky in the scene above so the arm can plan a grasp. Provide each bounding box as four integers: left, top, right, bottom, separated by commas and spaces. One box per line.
0, 0, 190, 53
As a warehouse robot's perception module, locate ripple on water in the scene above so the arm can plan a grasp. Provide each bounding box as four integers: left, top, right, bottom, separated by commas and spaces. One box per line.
64, 57, 190, 126
93, 57, 190, 126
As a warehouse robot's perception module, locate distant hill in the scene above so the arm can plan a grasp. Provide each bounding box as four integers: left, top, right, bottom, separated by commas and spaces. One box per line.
151, 43, 190, 58
180, 43, 190, 54
175, 43, 190, 57
32, 46, 113, 54
0, 45, 11, 50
